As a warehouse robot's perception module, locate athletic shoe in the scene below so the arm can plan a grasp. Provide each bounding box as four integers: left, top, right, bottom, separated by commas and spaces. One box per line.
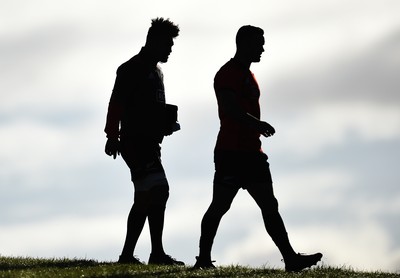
148, 253, 185, 265
117, 255, 143, 264
284, 252, 323, 272
192, 256, 216, 269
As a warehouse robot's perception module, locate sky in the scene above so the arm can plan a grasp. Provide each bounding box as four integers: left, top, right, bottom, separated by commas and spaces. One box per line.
1, 0, 400, 273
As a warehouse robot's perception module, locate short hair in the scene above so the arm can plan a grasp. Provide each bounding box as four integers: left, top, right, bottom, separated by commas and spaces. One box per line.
236, 25, 264, 46
146, 17, 180, 42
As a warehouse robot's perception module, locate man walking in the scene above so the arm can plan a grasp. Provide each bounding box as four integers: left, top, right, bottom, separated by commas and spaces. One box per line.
104, 18, 183, 265
194, 25, 322, 272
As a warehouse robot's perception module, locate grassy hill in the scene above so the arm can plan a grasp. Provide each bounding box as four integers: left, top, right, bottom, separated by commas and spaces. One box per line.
0, 256, 398, 278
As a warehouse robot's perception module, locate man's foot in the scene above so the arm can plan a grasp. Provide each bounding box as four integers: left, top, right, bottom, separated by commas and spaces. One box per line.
117, 255, 143, 264
285, 252, 323, 272
148, 253, 185, 265
192, 256, 216, 269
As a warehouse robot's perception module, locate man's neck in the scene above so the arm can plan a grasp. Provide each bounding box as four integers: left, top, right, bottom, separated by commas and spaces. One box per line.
233, 53, 251, 69
140, 46, 158, 67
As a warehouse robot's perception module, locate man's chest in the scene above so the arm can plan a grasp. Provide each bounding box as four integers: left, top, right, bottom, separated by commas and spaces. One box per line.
240, 74, 260, 101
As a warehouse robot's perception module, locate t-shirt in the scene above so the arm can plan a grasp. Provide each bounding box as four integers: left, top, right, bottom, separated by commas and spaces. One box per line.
104, 48, 167, 144
214, 58, 262, 152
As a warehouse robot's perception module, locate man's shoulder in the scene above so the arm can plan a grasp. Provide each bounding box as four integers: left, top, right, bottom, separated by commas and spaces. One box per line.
216, 59, 243, 76
217, 59, 235, 71
117, 56, 140, 73
215, 59, 244, 86
117, 52, 151, 75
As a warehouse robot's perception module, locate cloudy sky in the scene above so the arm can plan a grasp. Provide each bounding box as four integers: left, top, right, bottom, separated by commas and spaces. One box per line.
1, 0, 400, 273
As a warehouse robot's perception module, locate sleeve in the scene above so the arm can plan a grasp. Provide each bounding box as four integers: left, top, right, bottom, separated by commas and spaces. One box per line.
104, 101, 123, 139
214, 66, 242, 100
104, 67, 127, 139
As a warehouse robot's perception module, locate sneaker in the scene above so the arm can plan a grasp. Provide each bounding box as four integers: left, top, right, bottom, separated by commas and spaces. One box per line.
117, 255, 143, 264
284, 252, 323, 272
192, 256, 216, 269
148, 253, 185, 265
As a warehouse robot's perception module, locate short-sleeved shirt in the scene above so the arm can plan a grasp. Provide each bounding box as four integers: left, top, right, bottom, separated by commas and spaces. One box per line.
214, 58, 262, 152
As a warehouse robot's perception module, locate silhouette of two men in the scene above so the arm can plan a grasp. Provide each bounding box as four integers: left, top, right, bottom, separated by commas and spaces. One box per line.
104, 18, 322, 271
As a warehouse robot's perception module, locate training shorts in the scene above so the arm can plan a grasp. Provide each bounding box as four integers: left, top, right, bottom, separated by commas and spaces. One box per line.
213, 150, 272, 189
120, 138, 169, 192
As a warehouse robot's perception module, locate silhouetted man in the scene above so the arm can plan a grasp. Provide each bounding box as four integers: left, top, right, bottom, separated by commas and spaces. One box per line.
104, 18, 183, 265
193, 25, 322, 272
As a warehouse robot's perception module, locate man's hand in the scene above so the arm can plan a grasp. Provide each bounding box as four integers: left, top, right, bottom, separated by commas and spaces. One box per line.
258, 121, 275, 137
246, 113, 275, 137
105, 138, 120, 159
164, 122, 181, 136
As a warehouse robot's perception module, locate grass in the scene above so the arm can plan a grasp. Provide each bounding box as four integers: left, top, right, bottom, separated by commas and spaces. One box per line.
0, 256, 398, 278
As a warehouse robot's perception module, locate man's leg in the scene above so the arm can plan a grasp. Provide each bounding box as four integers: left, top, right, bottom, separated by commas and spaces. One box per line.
246, 183, 296, 260
247, 182, 322, 271
119, 190, 150, 262
140, 162, 184, 265
197, 183, 239, 263
147, 185, 169, 256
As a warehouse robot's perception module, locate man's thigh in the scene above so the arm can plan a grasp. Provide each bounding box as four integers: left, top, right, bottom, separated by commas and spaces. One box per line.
246, 182, 279, 213
120, 140, 168, 191
214, 151, 272, 188
134, 185, 169, 207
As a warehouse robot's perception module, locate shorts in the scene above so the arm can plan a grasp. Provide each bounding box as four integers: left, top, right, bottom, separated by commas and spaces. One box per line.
120, 138, 169, 192
213, 150, 273, 189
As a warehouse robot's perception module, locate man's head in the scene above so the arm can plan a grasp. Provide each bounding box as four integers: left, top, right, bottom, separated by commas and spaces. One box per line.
145, 17, 180, 63
235, 25, 265, 63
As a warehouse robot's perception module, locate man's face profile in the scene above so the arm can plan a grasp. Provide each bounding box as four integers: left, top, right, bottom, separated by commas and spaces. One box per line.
156, 37, 174, 63
249, 35, 265, 63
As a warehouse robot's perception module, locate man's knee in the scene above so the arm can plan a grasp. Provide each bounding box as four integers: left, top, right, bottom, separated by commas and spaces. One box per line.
261, 196, 279, 214
149, 185, 169, 207
132, 191, 151, 213
210, 181, 238, 213
206, 198, 233, 218
133, 185, 169, 213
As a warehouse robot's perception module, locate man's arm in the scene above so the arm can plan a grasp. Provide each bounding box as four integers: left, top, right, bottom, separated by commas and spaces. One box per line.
104, 100, 122, 159
104, 68, 127, 159
217, 88, 275, 137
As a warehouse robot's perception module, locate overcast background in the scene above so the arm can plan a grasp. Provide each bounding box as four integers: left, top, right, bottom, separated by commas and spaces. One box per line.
1, 0, 400, 273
